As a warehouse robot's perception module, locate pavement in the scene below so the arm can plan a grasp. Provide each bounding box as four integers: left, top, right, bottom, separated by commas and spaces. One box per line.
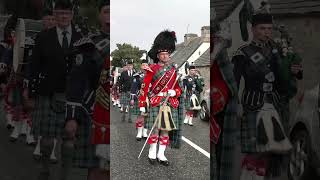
110, 106, 210, 180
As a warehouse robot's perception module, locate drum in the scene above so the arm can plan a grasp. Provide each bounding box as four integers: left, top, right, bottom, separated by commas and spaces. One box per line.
13, 18, 43, 74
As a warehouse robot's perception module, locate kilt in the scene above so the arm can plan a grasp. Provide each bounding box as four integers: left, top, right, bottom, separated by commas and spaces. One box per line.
130, 97, 140, 116
31, 96, 65, 138
240, 111, 258, 153
120, 92, 130, 106
72, 112, 99, 168
147, 98, 183, 148
184, 93, 200, 110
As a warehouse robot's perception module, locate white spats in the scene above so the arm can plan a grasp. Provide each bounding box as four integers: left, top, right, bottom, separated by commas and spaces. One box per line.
148, 143, 157, 160
143, 128, 148, 138
10, 121, 22, 140
33, 136, 42, 156
184, 115, 189, 124
136, 127, 143, 139
50, 138, 57, 161
188, 116, 193, 126
157, 144, 168, 161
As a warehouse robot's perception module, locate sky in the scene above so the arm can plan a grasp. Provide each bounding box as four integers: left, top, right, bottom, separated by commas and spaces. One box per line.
110, 0, 210, 53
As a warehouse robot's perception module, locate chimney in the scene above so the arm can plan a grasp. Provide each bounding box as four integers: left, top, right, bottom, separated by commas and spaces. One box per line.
184, 33, 198, 45
201, 26, 210, 42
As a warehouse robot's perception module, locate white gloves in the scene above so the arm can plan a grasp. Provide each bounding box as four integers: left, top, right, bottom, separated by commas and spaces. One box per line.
140, 107, 146, 113
168, 89, 176, 97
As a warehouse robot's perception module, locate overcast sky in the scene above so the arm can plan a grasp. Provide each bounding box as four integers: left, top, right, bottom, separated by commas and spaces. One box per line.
110, 0, 210, 53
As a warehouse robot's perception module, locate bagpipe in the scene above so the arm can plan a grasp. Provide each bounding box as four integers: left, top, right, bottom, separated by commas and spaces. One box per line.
5, 17, 43, 110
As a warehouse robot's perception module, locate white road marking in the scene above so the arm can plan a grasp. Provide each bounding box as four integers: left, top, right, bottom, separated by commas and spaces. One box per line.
182, 136, 210, 159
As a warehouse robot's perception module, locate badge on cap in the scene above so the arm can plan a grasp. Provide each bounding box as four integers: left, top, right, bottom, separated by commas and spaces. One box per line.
76, 54, 83, 65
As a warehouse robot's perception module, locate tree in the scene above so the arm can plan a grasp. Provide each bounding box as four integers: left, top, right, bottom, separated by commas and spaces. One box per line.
111, 43, 146, 69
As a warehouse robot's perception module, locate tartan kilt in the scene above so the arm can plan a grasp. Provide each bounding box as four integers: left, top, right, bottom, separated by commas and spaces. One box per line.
130, 98, 140, 116
147, 98, 183, 148
240, 111, 258, 153
120, 92, 130, 106
31, 96, 65, 138
72, 112, 99, 168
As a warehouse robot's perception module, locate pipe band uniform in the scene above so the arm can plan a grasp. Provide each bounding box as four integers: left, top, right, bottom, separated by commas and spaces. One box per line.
138, 30, 183, 166
182, 63, 204, 126
232, 5, 293, 178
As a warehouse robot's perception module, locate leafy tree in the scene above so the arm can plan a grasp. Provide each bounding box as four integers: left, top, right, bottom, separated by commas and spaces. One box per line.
111, 43, 146, 69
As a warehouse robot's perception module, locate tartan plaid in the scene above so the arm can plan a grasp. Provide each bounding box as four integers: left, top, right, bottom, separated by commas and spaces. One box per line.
72, 113, 99, 168
130, 97, 140, 116
120, 92, 130, 106
31, 96, 65, 138
169, 95, 184, 148
240, 111, 258, 153
212, 49, 240, 180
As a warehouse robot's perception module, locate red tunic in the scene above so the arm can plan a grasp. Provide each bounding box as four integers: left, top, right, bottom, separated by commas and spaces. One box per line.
139, 64, 182, 109
91, 58, 110, 144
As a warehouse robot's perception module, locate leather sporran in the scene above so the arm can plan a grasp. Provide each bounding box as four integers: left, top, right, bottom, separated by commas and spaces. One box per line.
190, 94, 201, 110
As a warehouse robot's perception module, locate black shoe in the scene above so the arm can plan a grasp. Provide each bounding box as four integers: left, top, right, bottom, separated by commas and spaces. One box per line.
158, 159, 169, 166
10, 137, 17, 142
50, 158, 58, 164
37, 171, 50, 180
148, 158, 157, 165
136, 137, 141, 141
33, 154, 42, 161
6, 124, 13, 129
189, 124, 193, 126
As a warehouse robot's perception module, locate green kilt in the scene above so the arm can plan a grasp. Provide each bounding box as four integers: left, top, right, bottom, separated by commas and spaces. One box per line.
72, 112, 99, 168
130, 97, 140, 116
31, 96, 65, 138
120, 92, 130, 106
241, 111, 259, 153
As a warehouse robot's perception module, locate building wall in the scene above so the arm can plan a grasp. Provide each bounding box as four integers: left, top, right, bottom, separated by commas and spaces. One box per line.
196, 66, 210, 91
178, 43, 210, 75
275, 16, 320, 90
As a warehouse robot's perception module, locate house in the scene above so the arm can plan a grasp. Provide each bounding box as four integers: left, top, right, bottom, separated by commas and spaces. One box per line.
193, 48, 210, 90
171, 26, 210, 76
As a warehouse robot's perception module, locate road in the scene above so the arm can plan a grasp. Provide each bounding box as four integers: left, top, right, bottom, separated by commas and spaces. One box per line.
0, 98, 88, 180
110, 106, 210, 180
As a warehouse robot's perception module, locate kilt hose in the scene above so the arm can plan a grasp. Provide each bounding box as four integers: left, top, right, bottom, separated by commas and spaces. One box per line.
120, 92, 130, 106
31, 96, 65, 138
71, 112, 99, 168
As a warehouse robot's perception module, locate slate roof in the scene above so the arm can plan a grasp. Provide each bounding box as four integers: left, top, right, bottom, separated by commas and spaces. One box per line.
269, 0, 320, 16
193, 48, 210, 67
211, 0, 243, 22
211, 0, 320, 22
171, 37, 202, 67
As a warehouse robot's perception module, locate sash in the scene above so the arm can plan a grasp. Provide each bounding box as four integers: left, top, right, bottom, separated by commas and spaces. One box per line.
150, 66, 175, 97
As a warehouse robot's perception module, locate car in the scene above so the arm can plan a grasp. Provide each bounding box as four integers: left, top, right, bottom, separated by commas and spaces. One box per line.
199, 88, 210, 121
288, 83, 320, 180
